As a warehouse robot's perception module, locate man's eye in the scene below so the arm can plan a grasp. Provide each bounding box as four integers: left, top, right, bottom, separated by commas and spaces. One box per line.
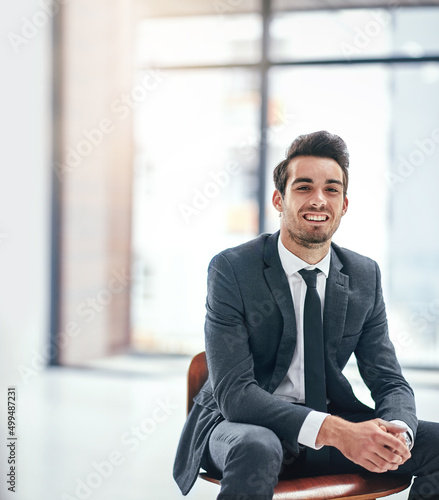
297, 186, 310, 190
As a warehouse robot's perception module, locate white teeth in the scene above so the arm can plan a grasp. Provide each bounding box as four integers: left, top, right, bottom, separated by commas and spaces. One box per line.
305, 215, 327, 221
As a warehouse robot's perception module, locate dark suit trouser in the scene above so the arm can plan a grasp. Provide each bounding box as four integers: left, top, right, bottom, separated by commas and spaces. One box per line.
202, 414, 439, 500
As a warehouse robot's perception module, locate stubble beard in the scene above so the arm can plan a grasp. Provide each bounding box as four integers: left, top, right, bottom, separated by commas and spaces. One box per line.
283, 211, 343, 250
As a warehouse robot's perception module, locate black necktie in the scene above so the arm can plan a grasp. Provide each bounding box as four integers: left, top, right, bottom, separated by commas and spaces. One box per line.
299, 268, 330, 471
299, 268, 327, 413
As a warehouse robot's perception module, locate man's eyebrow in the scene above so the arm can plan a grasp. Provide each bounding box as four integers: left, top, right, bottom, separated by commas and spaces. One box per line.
291, 177, 313, 185
326, 179, 343, 187
291, 178, 343, 186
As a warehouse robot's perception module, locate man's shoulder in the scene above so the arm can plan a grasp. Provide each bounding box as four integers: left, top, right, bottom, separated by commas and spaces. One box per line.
210, 232, 276, 269
222, 232, 273, 255
331, 241, 379, 274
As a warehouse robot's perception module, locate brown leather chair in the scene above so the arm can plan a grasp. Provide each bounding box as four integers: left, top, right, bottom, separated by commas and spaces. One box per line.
188, 352, 412, 500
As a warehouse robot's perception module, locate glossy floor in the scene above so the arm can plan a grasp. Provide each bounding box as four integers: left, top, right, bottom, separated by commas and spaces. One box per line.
4, 355, 438, 500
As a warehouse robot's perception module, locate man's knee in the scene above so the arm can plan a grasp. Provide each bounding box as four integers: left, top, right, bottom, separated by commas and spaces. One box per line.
231, 426, 283, 492
231, 426, 283, 466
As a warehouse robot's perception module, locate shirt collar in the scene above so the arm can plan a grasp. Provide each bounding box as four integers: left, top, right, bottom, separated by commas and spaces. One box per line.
277, 235, 331, 278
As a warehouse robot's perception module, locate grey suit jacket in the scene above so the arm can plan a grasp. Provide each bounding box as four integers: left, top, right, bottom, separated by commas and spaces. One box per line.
173, 231, 417, 495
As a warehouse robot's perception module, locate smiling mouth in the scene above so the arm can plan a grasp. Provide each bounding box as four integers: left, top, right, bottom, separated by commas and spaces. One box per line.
303, 214, 329, 222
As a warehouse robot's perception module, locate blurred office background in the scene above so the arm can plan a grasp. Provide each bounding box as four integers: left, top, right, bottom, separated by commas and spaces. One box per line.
1, 1, 439, 499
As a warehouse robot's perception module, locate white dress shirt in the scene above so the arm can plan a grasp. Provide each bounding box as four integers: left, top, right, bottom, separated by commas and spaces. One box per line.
273, 236, 413, 451
273, 237, 330, 449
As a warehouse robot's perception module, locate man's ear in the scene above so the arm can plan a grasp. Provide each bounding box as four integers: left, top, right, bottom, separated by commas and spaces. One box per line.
342, 196, 349, 216
272, 190, 283, 213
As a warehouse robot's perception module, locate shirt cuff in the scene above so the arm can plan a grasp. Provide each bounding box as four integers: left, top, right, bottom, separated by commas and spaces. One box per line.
298, 411, 329, 450
390, 420, 414, 450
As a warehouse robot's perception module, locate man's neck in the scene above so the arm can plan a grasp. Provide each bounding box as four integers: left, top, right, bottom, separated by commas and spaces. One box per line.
279, 231, 331, 265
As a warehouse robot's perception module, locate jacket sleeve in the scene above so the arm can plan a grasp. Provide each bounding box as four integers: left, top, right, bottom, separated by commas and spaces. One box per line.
355, 261, 418, 437
204, 252, 311, 454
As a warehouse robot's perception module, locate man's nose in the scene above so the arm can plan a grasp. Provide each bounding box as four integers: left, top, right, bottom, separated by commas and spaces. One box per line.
309, 190, 326, 207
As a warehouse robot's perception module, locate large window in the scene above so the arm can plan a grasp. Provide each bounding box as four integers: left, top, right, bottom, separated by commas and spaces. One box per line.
131, 14, 262, 352
131, 3, 439, 367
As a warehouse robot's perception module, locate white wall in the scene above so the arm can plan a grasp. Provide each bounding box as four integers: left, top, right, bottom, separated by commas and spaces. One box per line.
0, 2, 52, 389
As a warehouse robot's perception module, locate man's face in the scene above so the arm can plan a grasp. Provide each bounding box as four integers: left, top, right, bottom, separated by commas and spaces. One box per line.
272, 155, 348, 249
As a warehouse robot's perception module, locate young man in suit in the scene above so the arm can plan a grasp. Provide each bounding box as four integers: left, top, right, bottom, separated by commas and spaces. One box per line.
174, 131, 439, 499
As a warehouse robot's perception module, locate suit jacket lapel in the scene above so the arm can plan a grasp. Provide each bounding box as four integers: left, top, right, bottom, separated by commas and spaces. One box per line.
263, 232, 298, 393
324, 246, 349, 349
262, 236, 349, 392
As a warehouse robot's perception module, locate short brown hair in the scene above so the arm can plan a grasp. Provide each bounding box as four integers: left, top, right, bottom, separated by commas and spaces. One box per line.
273, 130, 349, 197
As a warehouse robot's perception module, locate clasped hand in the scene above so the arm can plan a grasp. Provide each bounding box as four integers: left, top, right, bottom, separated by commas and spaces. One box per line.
317, 416, 411, 473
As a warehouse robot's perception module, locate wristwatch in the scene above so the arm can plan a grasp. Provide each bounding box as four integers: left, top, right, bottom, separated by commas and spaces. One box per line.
402, 431, 412, 450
